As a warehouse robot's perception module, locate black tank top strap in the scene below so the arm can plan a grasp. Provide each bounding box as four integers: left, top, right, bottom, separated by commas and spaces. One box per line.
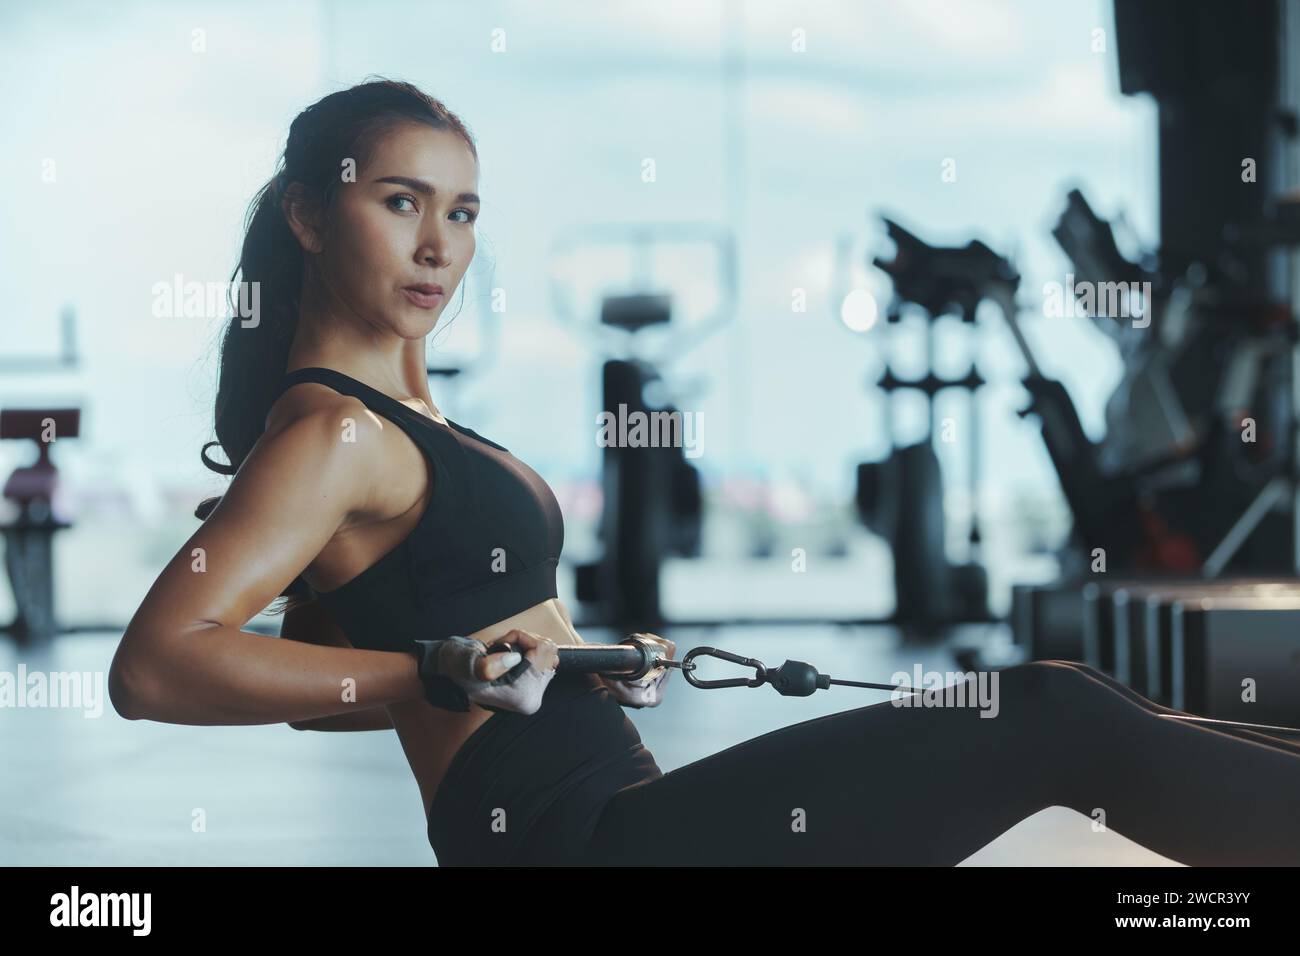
277, 366, 429, 426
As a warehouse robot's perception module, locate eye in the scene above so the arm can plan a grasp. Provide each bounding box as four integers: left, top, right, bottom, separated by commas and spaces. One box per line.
386, 193, 418, 213
451, 208, 479, 224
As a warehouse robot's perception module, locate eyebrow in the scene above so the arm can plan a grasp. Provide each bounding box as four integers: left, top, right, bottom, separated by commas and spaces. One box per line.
373, 175, 480, 204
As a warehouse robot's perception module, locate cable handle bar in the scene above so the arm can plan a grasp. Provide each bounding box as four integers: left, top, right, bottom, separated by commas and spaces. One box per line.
482, 636, 665, 683
489, 639, 924, 697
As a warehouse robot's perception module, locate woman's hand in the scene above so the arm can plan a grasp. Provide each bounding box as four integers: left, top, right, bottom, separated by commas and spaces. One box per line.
476, 629, 560, 681
430, 629, 560, 715
602, 633, 676, 709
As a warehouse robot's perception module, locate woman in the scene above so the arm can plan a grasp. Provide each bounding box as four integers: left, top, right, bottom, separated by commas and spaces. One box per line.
110, 78, 1300, 866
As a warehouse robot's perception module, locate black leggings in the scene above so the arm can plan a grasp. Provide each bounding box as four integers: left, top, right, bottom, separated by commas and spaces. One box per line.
579, 660, 1300, 865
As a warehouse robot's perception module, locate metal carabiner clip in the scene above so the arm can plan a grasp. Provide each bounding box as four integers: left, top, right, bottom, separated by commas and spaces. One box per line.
680, 646, 768, 689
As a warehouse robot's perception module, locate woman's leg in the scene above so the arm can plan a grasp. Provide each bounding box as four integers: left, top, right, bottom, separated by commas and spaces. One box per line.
580, 659, 1300, 865
1052, 659, 1300, 757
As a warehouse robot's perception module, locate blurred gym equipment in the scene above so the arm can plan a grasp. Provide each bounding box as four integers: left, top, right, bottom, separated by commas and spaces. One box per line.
1, 306, 81, 646
998, 0, 1300, 734
1009, 578, 1300, 729
550, 223, 734, 630
855, 220, 1005, 636
843, 0, 1300, 743
1, 409, 80, 646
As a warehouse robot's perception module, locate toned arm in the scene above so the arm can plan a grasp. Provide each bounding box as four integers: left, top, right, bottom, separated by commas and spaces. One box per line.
109, 402, 424, 725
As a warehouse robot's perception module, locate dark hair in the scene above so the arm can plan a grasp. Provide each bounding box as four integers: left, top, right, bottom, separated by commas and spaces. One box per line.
195, 76, 477, 611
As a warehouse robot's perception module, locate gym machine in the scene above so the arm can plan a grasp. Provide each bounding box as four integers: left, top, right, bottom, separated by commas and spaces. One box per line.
1004, 0, 1300, 733
852, 220, 1007, 636
0, 306, 81, 645
549, 223, 735, 630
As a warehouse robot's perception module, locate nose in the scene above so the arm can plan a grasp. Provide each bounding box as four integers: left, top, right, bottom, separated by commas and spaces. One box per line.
418, 238, 451, 270
417, 221, 455, 270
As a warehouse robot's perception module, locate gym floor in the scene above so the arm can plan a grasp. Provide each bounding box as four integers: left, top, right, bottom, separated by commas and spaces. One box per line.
0, 625, 1180, 866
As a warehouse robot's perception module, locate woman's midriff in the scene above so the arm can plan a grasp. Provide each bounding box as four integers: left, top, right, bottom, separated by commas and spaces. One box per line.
386, 598, 588, 822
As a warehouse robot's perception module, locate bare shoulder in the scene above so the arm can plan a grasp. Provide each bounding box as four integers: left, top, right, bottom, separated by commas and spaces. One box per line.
264, 381, 430, 523
268, 381, 403, 467
267, 381, 383, 442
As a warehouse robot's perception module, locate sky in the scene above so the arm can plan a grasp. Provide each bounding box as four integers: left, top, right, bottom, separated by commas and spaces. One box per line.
0, 0, 1155, 540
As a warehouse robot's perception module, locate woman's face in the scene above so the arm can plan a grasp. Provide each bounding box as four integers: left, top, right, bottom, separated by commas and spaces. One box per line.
307, 122, 480, 338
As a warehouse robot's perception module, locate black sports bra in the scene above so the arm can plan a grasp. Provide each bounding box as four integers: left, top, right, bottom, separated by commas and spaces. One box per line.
274, 367, 565, 650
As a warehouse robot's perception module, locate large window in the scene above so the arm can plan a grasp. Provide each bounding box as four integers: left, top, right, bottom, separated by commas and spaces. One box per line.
0, 0, 1155, 626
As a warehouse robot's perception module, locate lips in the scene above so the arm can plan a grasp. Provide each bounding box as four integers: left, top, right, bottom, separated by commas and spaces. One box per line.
402, 284, 445, 309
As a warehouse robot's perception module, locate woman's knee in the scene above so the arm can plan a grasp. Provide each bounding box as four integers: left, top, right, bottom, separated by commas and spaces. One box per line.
1002, 659, 1097, 708
1042, 659, 1109, 682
